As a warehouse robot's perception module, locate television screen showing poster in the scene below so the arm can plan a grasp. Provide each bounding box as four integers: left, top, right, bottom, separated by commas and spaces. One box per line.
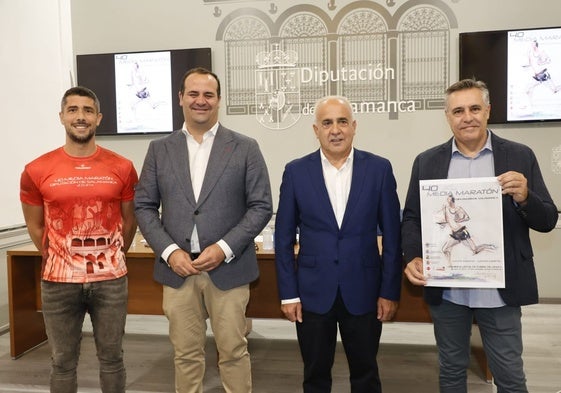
114, 51, 173, 134
507, 27, 561, 122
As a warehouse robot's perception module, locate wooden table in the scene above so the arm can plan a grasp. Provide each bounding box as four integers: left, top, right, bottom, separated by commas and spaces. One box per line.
6, 240, 490, 381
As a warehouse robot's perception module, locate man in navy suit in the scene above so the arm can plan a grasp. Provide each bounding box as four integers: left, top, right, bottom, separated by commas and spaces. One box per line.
275, 96, 402, 393
402, 79, 558, 393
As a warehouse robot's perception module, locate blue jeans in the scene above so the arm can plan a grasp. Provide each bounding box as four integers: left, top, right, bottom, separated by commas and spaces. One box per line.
429, 300, 528, 393
41, 276, 128, 393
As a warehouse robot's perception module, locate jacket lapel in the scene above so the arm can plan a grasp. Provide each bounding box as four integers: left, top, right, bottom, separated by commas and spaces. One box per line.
196, 125, 234, 207
340, 149, 365, 231
166, 131, 196, 206
432, 140, 452, 179
307, 151, 340, 230
490, 132, 508, 176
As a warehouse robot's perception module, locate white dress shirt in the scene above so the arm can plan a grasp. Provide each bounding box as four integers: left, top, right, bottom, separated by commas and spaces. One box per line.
320, 148, 354, 228
161, 123, 234, 263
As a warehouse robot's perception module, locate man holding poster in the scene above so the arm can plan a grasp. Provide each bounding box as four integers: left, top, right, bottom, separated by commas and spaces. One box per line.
401, 79, 558, 393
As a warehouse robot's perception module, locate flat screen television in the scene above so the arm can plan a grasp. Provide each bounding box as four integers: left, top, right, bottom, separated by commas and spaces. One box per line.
76, 47, 212, 135
459, 26, 561, 124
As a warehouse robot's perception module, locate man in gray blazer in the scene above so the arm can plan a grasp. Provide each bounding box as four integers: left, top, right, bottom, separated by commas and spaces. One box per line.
135, 67, 272, 393
402, 79, 557, 393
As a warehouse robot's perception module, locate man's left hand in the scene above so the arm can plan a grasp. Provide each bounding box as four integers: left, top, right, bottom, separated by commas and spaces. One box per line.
191, 243, 225, 272
497, 171, 528, 205
377, 297, 399, 321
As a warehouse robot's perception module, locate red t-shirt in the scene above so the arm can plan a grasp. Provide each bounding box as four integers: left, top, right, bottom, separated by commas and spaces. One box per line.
20, 146, 138, 283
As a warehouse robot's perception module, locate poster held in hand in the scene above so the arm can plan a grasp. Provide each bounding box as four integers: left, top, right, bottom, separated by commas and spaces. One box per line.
420, 177, 504, 288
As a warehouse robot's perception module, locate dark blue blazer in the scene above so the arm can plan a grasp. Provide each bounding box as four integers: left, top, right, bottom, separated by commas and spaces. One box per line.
401, 132, 558, 306
274, 148, 402, 315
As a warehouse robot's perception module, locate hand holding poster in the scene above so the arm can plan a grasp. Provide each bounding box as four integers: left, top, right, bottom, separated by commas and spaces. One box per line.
420, 177, 504, 288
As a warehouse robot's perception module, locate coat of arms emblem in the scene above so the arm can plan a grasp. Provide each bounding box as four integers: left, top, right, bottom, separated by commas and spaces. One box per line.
255, 46, 301, 130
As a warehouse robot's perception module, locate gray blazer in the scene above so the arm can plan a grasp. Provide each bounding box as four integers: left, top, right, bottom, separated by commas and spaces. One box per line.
134, 125, 273, 290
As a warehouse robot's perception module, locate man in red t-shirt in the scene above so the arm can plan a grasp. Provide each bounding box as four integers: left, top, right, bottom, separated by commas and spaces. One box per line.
20, 86, 138, 393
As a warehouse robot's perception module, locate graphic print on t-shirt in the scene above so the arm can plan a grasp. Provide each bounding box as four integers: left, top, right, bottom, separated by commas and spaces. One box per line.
43, 191, 125, 282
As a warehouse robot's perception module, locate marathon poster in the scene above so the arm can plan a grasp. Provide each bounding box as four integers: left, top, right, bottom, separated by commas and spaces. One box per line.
419, 177, 505, 288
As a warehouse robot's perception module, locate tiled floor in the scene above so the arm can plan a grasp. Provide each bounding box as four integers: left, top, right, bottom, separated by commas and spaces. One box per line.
0, 304, 560, 392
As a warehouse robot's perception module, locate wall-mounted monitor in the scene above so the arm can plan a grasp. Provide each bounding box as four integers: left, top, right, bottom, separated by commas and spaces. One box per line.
459, 26, 561, 124
76, 47, 212, 135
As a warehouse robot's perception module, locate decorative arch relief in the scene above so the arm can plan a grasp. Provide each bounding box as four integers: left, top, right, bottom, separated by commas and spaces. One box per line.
212, 1, 458, 127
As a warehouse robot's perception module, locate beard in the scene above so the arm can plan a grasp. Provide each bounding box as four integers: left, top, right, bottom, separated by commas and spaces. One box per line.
66, 126, 95, 144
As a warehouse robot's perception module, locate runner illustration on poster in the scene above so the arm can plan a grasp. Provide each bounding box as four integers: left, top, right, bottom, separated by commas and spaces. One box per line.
436, 193, 497, 269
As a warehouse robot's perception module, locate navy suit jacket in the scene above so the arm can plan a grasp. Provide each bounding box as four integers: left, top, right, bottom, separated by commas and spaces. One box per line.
401, 131, 558, 306
274, 148, 402, 315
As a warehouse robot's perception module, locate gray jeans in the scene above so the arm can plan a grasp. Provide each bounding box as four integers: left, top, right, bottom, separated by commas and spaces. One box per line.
429, 300, 527, 393
41, 276, 128, 393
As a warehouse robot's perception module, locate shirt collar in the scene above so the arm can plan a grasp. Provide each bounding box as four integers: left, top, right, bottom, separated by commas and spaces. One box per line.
452, 130, 493, 158
181, 122, 219, 140
320, 147, 354, 168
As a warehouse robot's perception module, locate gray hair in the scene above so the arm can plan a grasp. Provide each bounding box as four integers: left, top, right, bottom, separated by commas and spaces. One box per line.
445, 79, 490, 109
313, 95, 354, 120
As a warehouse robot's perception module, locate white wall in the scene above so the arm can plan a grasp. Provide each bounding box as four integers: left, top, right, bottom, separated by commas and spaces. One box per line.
68, 0, 561, 299
1, 1, 559, 300
0, 0, 73, 229
0, 0, 73, 326
69, 0, 561, 203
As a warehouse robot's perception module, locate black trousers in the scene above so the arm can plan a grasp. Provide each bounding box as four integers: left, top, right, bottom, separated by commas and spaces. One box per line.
296, 291, 383, 393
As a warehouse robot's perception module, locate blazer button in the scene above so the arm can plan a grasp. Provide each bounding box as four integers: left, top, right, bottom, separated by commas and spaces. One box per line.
194, 210, 199, 215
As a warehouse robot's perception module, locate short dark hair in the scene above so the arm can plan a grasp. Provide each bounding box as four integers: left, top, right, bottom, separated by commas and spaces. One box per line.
445, 78, 490, 108
179, 67, 221, 98
61, 86, 101, 112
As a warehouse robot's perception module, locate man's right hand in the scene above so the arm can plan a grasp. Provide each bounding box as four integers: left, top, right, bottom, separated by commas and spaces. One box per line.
404, 257, 427, 286
168, 249, 201, 277
281, 302, 303, 323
